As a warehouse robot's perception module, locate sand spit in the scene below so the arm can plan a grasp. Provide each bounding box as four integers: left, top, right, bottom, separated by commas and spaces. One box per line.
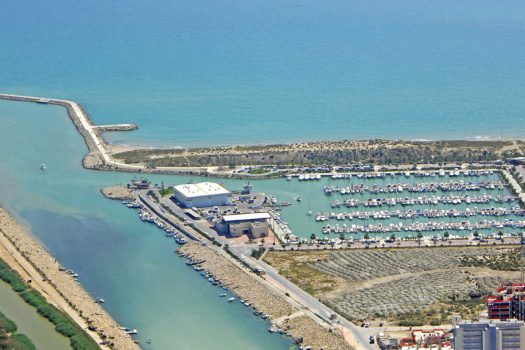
0, 208, 141, 350
180, 242, 351, 350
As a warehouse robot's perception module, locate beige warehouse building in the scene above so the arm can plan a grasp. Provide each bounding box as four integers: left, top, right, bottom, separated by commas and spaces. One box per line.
172, 182, 232, 208
215, 213, 270, 239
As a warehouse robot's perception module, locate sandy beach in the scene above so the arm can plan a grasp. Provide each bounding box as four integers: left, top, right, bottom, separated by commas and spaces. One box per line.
0, 207, 141, 350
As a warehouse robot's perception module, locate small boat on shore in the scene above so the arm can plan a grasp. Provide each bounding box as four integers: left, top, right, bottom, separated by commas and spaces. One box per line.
228, 297, 236, 302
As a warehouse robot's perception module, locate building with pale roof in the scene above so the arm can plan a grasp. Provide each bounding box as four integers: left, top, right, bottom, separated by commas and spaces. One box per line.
215, 213, 270, 238
172, 182, 232, 208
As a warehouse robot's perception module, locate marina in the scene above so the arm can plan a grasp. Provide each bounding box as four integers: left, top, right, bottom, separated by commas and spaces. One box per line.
271, 169, 525, 242
329, 194, 517, 208
322, 180, 506, 195
315, 206, 525, 221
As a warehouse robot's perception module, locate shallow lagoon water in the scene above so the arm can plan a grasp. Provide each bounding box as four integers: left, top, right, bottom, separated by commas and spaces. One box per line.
0, 281, 71, 350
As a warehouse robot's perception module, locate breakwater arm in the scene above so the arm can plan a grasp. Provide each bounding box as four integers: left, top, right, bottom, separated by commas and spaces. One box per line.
2, 93, 523, 178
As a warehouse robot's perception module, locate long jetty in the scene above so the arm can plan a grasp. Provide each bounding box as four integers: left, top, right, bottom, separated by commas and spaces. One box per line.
0, 93, 140, 171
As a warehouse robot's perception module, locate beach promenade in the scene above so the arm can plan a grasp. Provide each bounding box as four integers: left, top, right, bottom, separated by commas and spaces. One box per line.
0, 207, 140, 350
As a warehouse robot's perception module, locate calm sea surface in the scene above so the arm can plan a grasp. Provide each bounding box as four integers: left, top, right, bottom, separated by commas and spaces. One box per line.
0, 2, 524, 348
1, 0, 524, 147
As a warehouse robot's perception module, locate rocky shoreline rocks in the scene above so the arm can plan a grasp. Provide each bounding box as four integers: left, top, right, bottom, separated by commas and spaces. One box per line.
179, 242, 351, 350
100, 186, 134, 200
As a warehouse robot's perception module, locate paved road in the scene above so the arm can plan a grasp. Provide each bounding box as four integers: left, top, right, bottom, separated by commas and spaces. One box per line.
236, 249, 377, 350
141, 192, 377, 349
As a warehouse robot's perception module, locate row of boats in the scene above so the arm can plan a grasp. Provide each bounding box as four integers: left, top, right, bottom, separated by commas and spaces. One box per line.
315, 206, 525, 222
177, 252, 271, 321
330, 194, 517, 208
321, 219, 525, 234
288, 169, 495, 181
323, 181, 506, 195
122, 199, 189, 245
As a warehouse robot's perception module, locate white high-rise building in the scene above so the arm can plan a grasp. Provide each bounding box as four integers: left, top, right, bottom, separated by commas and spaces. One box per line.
454, 320, 525, 350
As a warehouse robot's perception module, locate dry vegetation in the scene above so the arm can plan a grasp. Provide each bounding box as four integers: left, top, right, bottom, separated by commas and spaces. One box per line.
264, 246, 520, 326
111, 139, 525, 167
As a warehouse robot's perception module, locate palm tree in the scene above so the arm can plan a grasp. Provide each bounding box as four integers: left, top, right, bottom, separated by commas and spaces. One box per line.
339, 233, 345, 242
473, 231, 480, 239
417, 232, 423, 246
363, 233, 370, 247
498, 231, 504, 243
310, 233, 317, 241
390, 234, 396, 242
444, 232, 450, 240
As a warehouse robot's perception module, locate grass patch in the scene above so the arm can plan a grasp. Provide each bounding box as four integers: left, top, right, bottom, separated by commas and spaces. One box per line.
158, 187, 174, 197
264, 250, 339, 295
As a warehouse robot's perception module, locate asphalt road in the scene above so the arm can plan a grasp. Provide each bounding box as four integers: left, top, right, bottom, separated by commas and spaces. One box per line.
236, 248, 377, 350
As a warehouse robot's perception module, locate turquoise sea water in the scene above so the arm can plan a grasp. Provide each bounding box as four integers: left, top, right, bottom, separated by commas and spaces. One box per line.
1, 1, 525, 147
1, 2, 524, 349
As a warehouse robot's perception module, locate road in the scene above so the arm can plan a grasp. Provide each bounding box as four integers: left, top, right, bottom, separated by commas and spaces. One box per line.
139, 192, 377, 349
237, 250, 376, 350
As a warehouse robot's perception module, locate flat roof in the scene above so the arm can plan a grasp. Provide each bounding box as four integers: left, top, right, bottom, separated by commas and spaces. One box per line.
174, 182, 230, 198
223, 213, 270, 222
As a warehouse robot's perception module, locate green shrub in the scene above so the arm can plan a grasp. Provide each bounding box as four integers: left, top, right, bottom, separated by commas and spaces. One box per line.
9, 333, 36, 350
55, 321, 78, 338
0, 260, 10, 270
0, 258, 99, 350
70, 334, 100, 350
19, 290, 46, 308
11, 281, 26, 293
0, 311, 17, 333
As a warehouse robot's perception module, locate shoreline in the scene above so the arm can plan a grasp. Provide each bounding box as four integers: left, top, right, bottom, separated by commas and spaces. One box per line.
179, 242, 352, 350
1, 93, 524, 179
0, 207, 141, 350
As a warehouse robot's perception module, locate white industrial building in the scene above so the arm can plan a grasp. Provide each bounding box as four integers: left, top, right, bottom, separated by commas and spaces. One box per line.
172, 182, 232, 208
215, 213, 270, 238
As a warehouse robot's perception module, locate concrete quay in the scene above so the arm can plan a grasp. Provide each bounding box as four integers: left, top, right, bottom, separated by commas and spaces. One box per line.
134, 192, 363, 350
